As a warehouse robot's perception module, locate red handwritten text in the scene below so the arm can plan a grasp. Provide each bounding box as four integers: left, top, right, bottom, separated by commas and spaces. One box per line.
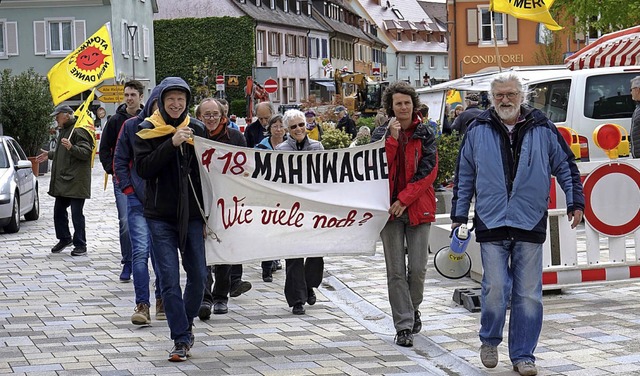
217, 196, 253, 229
261, 202, 304, 228
312, 210, 358, 228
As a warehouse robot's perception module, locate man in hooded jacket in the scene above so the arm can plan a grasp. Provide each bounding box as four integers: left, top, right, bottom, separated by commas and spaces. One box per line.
133, 77, 207, 362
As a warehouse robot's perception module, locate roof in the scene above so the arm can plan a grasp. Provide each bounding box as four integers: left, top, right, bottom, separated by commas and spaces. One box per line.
232, 1, 327, 32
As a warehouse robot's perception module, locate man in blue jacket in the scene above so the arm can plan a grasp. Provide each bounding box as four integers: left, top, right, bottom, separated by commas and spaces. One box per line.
451, 73, 584, 376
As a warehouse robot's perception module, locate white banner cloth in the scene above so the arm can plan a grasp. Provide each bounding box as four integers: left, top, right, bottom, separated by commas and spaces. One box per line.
194, 136, 391, 264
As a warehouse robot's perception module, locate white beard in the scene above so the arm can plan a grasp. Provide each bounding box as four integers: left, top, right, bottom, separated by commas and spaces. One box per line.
496, 104, 519, 122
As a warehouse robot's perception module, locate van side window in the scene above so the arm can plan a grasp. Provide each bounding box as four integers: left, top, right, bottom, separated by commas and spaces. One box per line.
527, 79, 570, 123
584, 73, 636, 119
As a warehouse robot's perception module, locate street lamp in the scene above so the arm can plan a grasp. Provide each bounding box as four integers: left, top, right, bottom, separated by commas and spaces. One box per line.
126, 25, 138, 79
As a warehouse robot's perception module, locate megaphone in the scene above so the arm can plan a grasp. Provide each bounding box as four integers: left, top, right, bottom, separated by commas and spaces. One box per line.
434, 224, 472, 279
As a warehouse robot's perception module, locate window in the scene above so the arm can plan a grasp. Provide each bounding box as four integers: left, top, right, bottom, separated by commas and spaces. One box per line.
256, 30, 264, 52
396, 32, 402, 41
268, 31, 281, 55
285, 34, 296, 57
288, 78, 296, 101
49, 20, 73, 53
0, 20, 19, 58
299, 79, 306, 101
321, 38, 328, 58
430, 56, 435, 68
297, 35, 307, 57
443, 55, 449, 68
480, 8, 504, 43
399, 55, 406, 69
526, 79, 571, 123
584, 73, 637, 119
0, 22, 4, 56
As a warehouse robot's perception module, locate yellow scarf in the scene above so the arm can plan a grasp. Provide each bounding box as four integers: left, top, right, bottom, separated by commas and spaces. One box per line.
136, 110, 193, 145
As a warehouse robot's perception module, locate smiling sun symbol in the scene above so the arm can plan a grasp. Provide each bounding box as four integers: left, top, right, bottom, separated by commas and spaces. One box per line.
76, 46, 108, 72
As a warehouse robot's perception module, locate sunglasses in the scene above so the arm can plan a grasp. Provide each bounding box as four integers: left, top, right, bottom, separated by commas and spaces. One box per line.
289, 122, 306, 130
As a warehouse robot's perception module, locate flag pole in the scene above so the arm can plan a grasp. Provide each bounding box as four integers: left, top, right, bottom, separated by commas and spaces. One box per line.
490, 11, 503, 72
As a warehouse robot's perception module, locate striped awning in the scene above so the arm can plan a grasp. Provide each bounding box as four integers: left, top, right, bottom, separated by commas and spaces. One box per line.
564, 25, 640, 70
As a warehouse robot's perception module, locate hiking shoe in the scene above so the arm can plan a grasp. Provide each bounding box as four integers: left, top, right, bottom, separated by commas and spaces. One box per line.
480, 344, 499, 368
168, 342, 190, 362
292, 303, 305, 315
198, 302, 212, 320
229, 280, 252, 297
51, 238, 73, 253
70, 247, 87, 256
131, 303, 151, 325
395, 329, 413, 347
513, 361, 538, 376
213, 301, 228, 314
119, 263, 132, 282
412, 310, 422, 334
156, 298, 166, 320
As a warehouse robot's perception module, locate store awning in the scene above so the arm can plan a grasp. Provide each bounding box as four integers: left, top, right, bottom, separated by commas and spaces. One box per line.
564, 25, 640, 70
315, 81, 335, 91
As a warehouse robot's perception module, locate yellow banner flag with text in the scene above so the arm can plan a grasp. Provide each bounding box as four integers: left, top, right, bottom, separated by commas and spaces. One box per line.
48, 23, 115, 105
73, 89, 98, 167
490, 0, 562, 31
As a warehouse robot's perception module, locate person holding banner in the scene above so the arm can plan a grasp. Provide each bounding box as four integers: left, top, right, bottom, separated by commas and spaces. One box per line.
194, 98, 250, 319
37, 105, 95, 256
276, 109, 324, 315
133, 78, 208, 362
371, 81, 438, 348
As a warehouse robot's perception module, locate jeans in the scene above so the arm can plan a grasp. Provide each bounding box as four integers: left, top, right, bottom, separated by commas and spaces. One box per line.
479, 240, 543, 365
147, 218, 207, 345
380, 212, 431, 332
53, 197, 86, 248
114, 178, 132, 265
284, 257, 324, 307
127, 195, 161, 305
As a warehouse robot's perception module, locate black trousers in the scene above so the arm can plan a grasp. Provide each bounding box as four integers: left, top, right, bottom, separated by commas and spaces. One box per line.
53, 197, 86, 247
284, 257, 324, 307
203, 264, 243, 304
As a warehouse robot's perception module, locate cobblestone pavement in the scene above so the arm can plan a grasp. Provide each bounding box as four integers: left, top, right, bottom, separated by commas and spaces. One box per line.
1, 165, 640, 375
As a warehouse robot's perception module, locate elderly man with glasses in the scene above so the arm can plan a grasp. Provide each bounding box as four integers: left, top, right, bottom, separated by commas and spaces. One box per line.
244, 102, 274, 148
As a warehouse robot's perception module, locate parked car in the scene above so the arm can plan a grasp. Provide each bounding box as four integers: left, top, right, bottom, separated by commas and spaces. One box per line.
0, 136, 40, 233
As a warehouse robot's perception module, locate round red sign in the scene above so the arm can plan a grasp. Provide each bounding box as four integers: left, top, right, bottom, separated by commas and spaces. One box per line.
216, 75, 224, 85
263, 78, 278, 94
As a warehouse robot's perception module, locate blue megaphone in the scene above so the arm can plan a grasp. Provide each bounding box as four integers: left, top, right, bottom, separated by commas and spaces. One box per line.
434, 224, 473, 279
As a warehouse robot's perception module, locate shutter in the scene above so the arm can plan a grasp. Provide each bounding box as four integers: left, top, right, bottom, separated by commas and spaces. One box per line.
121, 20, 128, 56
321, 38, 327, 58
33, 20, 46, 55
74, 20, 86, 48
467, 9, 478, 44
6, 21, 18, 56
143, 26, 149, 60
507, 15, 518, 43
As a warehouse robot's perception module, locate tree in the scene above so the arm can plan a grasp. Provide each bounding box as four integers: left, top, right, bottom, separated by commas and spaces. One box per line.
0, 68, 53, 156
553, 0, 640, 35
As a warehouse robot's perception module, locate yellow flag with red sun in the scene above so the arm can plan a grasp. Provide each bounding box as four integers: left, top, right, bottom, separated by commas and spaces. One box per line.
47, 23, 116, 105
72, 88, 98, 166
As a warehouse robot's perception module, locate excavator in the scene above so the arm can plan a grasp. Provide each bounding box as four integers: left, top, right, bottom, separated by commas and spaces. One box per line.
333, 68, 388, 116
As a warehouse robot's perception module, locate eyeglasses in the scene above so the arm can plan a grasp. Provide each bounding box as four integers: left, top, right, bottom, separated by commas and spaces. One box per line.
632, 87, 639, 91
202, 114, 221, 120
289, 122, 306, 130
493, 92, 520, 100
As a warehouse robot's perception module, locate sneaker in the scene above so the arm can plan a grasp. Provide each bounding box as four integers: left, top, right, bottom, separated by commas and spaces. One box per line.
307, 288, 316, 305
119, 263, 132, 282
70, 247, 87, 256
213, 301, 228, 314
513, 361, 538, 376
229, 280, 252, 297
480, 344, 499, 368
412, 310, 422, 334
292, 303, 305, 315
51, 238, 73, 253
168, 342, 190, 362
395, 329, 413, 347
262, 270, 273, 282
198, 302, 212, 320
156, 299, 166, 320
131, 303, 151, 325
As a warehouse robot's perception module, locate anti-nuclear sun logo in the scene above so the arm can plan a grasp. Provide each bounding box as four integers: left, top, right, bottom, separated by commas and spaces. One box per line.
68, 41, 112, 83
76, 46, 107, 71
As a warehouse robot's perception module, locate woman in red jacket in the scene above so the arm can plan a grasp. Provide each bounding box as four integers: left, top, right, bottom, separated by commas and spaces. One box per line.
371, 81, 438, 348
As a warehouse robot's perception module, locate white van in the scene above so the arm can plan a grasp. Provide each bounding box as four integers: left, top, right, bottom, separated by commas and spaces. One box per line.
418, 65, 640, 161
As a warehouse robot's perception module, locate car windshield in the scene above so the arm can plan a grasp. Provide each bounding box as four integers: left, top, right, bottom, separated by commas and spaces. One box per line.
0, 141, 9, 168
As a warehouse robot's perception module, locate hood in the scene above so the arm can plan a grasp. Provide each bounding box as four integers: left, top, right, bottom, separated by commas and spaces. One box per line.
139, 83, 165, 120
157, 77, 191, 126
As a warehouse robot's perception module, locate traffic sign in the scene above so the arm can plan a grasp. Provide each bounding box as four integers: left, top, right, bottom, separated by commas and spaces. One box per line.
98, 94, 124, 103
263, 78, 278, 94
98, 85, 124, 94
216, 75, 224, 85
227, 75, 239, 87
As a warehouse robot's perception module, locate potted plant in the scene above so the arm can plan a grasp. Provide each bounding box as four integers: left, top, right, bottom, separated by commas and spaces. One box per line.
0, 68, 53, 174
435, 131, 461, 214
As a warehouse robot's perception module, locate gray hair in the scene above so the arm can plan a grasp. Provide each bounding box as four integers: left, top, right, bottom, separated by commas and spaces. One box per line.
490, 73, 527, 104
282, 109, 305, 127
255, 101, 275, 115
631, 76, 640, 89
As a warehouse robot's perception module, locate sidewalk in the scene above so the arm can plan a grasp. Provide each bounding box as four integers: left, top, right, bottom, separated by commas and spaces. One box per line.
1, 165, 640, 375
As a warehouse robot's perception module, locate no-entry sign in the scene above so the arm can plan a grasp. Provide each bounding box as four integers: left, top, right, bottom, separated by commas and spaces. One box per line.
263, 78, 278, 94
216, 75, 224, 85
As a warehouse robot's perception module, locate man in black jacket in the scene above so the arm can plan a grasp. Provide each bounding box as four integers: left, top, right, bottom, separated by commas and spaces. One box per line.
243, 102, 274, 147
451, 92, 483, 135
99, 80, 144, 282
133, 77, 208, 362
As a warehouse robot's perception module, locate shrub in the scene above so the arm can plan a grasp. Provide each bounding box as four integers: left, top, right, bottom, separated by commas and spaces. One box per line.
356, 116, 376, 133
321, 127, 352, 150
230, 99, 246, 118
0, 68, 53, 156
435, 131, 462, 188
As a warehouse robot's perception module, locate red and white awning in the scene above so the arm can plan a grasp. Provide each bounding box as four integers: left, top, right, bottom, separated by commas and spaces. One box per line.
564, 25, 640, 70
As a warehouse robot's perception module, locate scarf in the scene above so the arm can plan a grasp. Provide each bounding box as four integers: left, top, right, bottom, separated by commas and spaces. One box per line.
136, 110, 193, 145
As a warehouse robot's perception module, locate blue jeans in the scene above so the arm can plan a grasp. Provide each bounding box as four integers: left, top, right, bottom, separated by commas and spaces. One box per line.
114, 178, 132, 265
127, 195, 160, 305
479, 240, 543, 365
147, 218, 207, 345
379, 212, 431, 332
53, 197, 86, 248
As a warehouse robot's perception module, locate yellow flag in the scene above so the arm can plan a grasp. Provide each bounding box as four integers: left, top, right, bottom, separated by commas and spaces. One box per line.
73, 89, 98, 167
47, 23, 116, 105
490, 0, 562, 31
446, 90, 462, 106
